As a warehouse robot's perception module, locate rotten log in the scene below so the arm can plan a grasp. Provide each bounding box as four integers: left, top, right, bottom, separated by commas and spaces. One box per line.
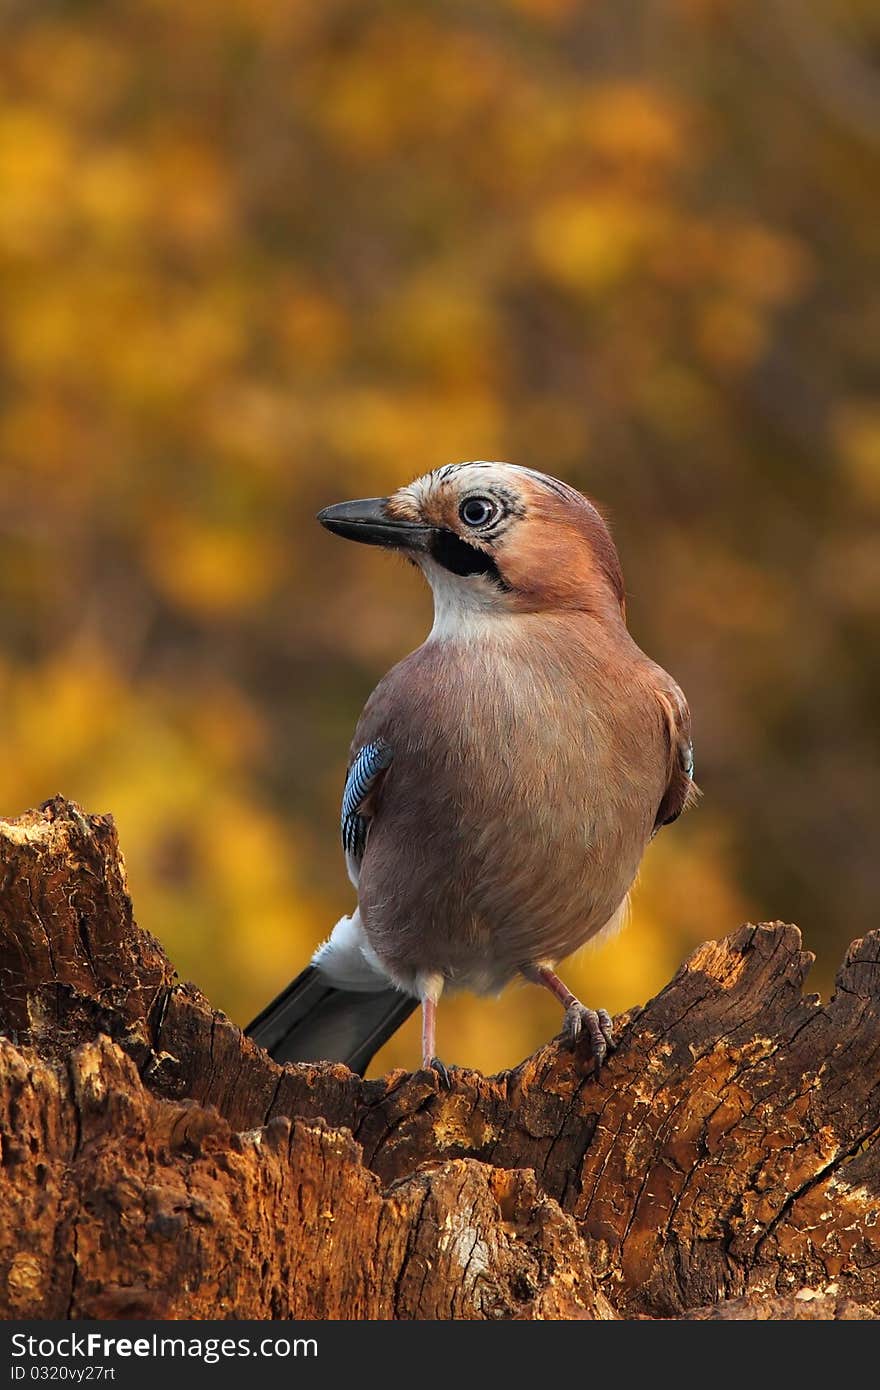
1, 798, 878, 1320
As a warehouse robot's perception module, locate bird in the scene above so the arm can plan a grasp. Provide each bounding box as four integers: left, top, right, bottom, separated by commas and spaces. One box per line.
246, 461, 695, 1081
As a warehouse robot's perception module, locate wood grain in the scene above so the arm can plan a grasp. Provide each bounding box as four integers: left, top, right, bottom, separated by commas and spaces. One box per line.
2, 798, 878, 1319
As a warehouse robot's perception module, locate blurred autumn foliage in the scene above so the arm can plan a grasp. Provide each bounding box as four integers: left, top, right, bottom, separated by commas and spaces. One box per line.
1, 0, 879, 1073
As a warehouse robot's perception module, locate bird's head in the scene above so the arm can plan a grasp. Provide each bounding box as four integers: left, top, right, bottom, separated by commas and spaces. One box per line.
317, 461, 626, 633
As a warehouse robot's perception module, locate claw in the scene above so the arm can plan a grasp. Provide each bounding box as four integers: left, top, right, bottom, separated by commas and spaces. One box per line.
597, 1007, 616, 1053
428, 1056, 453, 1089
562, 1002, 613, 1077
522, 963, 615, 1080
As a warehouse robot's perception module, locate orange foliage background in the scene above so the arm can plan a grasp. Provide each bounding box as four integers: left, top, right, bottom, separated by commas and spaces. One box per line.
1, 0, 878, 1072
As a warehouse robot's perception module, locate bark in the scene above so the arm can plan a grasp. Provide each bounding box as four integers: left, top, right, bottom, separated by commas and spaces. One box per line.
1, 797, 878, 1320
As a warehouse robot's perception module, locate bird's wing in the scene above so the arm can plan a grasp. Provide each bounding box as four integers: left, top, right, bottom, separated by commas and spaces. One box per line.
653, 685, 697, 832
341, 738, 393, 877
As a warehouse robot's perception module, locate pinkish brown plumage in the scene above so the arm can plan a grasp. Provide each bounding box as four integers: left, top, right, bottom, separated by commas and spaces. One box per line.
248, 462, 695, 1079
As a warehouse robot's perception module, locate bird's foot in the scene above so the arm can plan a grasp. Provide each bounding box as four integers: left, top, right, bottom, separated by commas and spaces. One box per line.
562, 1003, 615, 1078
423, 1056, 454, 1089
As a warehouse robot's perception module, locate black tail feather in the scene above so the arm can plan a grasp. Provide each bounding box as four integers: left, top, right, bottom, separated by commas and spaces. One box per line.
245, 967, 418, 1075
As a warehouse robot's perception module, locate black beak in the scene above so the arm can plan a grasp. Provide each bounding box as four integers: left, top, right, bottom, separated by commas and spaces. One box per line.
317, 497, 433, 552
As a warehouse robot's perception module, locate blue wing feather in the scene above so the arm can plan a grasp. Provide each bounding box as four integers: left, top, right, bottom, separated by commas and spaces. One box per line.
341, 739, 392, 863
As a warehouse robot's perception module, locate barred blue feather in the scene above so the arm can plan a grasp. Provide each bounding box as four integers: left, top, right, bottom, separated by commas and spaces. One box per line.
341, 739, 393, 862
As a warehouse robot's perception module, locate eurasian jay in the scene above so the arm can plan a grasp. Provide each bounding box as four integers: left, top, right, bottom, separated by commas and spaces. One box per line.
247, 462, 695, 1079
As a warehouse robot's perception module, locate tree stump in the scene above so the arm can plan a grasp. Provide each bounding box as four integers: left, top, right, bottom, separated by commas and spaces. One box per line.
1, 798, 878, 1320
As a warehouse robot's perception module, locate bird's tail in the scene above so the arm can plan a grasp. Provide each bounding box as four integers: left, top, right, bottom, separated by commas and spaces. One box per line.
245, 966, 418, 1075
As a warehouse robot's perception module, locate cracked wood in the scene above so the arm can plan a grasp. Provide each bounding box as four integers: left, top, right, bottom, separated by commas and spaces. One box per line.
1, 798, 879, 1319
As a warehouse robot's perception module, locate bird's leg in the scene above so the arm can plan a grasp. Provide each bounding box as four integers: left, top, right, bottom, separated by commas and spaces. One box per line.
419, 973, 451, 1087
522, 963, 614, 1077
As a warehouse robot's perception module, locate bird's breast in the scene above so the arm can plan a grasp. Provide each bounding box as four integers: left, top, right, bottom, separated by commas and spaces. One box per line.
355, 627, 665, 991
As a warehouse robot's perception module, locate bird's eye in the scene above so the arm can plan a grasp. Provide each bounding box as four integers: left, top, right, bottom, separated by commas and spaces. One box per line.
459, 496, 497, 528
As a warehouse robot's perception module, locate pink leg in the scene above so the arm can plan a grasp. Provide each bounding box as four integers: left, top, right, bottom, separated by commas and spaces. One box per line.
419, 973, 451, 1086
524, 964, 578, 1010
421, 995, 438, 1070
522, 963, 614, 1076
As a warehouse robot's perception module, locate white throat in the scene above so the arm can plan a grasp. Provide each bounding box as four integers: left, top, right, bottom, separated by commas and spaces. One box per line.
420, 558, 512, 643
